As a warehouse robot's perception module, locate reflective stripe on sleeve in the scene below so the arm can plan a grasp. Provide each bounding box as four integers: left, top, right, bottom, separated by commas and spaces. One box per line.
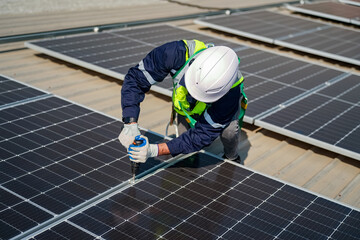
138, 60, 157, 85
186, 40, 197, 58
204, 109, 226, 129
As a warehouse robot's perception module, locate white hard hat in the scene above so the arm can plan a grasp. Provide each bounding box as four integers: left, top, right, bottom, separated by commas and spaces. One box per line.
185, 46, 239, 103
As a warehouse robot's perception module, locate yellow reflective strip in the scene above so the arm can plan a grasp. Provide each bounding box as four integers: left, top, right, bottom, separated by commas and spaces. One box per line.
193, 40, 207, 54
182, 40, 189, 60
191, 101, 207, 115
231, 76, 244, 89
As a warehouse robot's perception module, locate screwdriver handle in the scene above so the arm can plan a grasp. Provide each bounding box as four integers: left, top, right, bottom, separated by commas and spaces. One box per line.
133, 139, 144, 146
129, 135, 144, 179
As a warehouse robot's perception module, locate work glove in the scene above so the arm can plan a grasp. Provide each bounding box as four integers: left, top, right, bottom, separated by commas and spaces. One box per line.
118, 123, 141, 149
128, 135, 158, 163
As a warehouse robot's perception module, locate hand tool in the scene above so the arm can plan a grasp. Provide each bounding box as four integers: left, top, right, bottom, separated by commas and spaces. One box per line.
128, 135, 144, 183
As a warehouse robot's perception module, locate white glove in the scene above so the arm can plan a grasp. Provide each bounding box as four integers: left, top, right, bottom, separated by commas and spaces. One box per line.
118, 123, 141, 149
128, 135, 158, 163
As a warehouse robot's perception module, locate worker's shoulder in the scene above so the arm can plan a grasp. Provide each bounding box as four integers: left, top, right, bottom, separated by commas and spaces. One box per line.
212, 85, 241, 107
160, 39, 185, 49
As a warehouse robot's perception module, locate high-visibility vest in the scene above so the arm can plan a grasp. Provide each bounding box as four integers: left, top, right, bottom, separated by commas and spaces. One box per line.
171, 39, 247, 128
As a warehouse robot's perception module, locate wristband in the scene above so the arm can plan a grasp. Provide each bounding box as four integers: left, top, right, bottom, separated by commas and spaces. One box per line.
122, 117, 137, 124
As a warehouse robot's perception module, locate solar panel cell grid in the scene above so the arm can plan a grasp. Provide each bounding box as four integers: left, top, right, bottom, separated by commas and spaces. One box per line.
285, 28, 360, 57
341, 211, 360, 237
312, 106, 360, 143
319, 75, 360, 102
204, 10, 324, 40
286, 100, 351, 136
28, 154, 359, 239
259, 74, 360, 156
0, 76, 46, 107
237, 49, 347, 116
195, 11, 360, 66
287, 2, 360, 26
0, 77, 173, 239
245, 84, 304, 118
340, 0, 360, 6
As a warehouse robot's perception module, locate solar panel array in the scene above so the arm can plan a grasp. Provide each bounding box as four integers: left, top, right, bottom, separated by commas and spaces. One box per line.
25, 24, 360, 160
195, 10, 360, 66
286, 2, 360, 26
1, 78, 359, 239
29, 153, 360, 240
0, 75, 169, 239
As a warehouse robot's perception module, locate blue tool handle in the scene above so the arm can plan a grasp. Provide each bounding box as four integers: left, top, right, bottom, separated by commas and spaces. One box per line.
129, 135, 146, 148
128, 135, 146, 161
129, 135, 146, 178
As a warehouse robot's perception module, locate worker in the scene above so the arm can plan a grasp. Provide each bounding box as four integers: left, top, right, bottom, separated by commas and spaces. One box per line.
119, 39, 247, 164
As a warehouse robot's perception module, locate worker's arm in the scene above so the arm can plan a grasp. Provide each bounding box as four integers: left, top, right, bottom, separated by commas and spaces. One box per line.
121, 41, 186, 121
120, 40, 186, 152
158, 142, 170, 155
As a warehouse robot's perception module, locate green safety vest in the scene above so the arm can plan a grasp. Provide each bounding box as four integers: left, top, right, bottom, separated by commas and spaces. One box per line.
172, 39, 248, 128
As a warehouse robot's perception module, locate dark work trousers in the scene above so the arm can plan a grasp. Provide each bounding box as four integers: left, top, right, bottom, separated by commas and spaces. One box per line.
176, 112, 240, 160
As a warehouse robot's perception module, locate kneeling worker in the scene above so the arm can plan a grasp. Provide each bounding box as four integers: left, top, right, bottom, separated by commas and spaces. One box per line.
119, 39, 247, 164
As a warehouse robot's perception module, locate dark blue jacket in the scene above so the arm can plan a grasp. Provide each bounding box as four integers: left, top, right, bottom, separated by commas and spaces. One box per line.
121, 40, 241, 156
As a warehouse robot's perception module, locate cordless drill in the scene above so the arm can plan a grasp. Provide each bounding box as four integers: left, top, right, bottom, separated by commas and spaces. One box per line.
129, 135, 145, 183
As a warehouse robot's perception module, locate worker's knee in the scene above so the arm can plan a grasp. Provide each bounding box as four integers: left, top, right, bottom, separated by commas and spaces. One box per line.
221, 120, 239, 141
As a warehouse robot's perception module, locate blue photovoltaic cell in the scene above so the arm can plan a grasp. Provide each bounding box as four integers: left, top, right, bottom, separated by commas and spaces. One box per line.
30, 154, 360, 239
259, 74, 360, 158
0, 75, 47, 108
0, 77, 169, 239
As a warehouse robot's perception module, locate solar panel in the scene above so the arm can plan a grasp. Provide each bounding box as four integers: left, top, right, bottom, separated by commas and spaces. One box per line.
340, 0, 360, 6
27, 153, 360, 240
238, 47, 348, 120
0, 75, 48, 109
195, 10, 360, 66
286, 2, 360, 26
256, 73, 360, 160
0, 76, 170, 239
